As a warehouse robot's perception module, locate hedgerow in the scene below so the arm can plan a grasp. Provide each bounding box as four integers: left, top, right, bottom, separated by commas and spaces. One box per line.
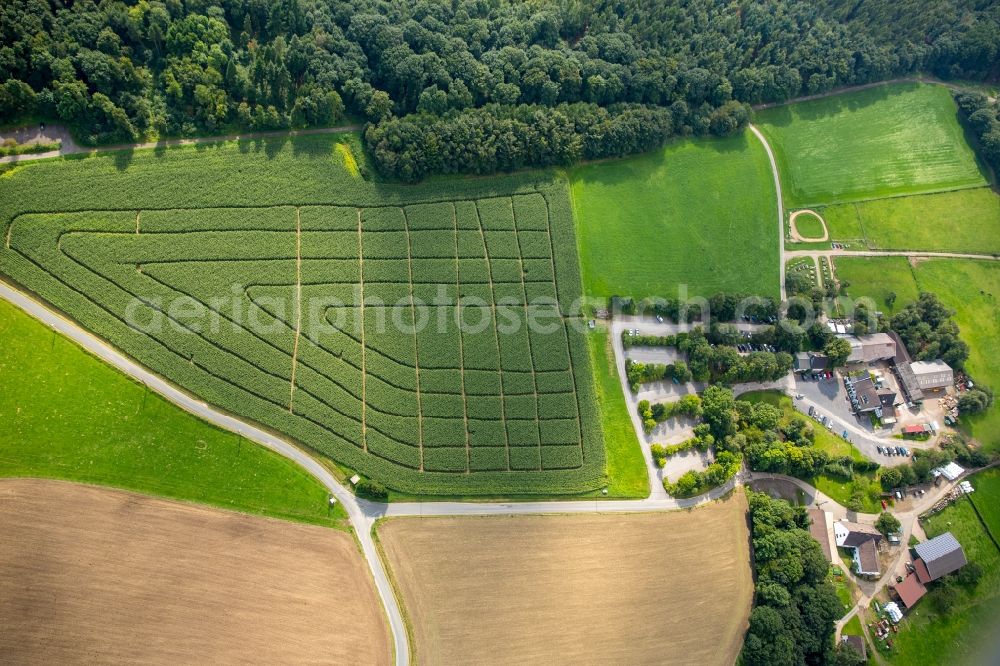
0, 137, 605, 496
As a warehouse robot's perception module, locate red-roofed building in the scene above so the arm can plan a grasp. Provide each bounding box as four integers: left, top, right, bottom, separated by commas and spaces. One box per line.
894, 573, 927, 608
914, 558, 932, 584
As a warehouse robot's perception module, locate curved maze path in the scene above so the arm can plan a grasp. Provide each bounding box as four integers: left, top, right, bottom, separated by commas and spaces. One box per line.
2, 196, 604, 497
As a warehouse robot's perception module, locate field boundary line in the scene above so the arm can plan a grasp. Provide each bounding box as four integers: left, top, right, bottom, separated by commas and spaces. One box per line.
401, 207, 425, 470
135, 210, 141, 235
452, 203, 471, 472
965, 493, 1000, 554
473, 200, 511, 470
540, 192, 587, 463
357, 209, 368, 452
288, 207, 302, 412
510, 198, 543, 468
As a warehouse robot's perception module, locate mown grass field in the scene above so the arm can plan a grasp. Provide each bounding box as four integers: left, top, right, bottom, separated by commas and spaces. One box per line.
569, 131, 779, 300
823, 187, 1000, 254
830, 257, 1000, 453
586, 327, 648, 497
0, 298, 344, 527
882, 469, 1000, 666
0, 135, 604, 497
377, 491, 751, 665
755, 83, 988, 207
834, 256, 920, 314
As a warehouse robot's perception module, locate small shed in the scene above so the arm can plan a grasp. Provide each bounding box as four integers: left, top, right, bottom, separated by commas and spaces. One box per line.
842, 635, 868, 661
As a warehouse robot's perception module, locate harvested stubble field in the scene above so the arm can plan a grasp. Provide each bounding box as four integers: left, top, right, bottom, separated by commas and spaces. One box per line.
377, 491, 752, 665
0, 135, 604, 496
0, 478, 390, 664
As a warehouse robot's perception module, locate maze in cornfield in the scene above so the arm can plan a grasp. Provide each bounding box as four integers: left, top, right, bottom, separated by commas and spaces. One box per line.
2, 156, 604, 495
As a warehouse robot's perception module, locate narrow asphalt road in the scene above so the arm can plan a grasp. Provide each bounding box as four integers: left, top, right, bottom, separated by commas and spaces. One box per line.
0, 123, 362, 165
0, 279, 756, 665
4, 272, 985, 657
0, 279, 411, 664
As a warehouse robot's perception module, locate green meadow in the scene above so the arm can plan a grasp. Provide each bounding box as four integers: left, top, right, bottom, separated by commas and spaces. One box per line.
823, 187, 1000, 254
0, 298, 346, 527
834, 256, 921, 314
569, 131, 779, 300
756, 83, 988, 207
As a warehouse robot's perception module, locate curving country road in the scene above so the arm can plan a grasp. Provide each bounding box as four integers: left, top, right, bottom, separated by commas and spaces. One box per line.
0, 279, 412, 664
0, 278, 753, 666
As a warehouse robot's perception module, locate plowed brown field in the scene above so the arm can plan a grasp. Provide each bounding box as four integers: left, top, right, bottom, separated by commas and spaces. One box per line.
0, 478, 390, 664
378, 491, 752, 665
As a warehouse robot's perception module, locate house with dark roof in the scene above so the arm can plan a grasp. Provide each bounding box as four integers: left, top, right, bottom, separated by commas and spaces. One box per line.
834, 521, 883, 577
794, 351, 829, 373
888, 331, 925, 402
878, 389, 898, 422
851, 376, 880, 413
913, 532, 967, 582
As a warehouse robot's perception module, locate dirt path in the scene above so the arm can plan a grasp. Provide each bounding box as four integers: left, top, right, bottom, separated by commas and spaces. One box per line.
0, 478, 391, 665
789, 209, 830, 242
0, 123, 362, 165
748, 124, 787, 302
752, 75, 997, 111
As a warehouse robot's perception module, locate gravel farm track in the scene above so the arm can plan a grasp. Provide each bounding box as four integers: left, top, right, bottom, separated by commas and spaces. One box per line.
0, 478, 391, 665
3, 83, 998, 664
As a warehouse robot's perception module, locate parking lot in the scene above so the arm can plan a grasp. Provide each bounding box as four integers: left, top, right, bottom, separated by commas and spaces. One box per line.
795, 373, 867, 431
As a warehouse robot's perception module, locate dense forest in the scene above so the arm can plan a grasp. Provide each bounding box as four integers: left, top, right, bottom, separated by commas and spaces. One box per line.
1, 0, 998, 178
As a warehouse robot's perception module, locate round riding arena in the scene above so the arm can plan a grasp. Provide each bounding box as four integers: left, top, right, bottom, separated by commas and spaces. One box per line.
789, 209, 829, 242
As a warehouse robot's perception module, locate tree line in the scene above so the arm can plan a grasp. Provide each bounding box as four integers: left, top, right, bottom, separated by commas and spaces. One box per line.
2, 0, 996, 176
741, 491, 858, 666
955, 91, 1000, 185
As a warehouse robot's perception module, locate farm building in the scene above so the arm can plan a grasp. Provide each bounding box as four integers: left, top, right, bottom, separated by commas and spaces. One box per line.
794, 351, 829, 373
842, 635, 868, 661
851, 377, 880, 413
840, 635, 868, 661
933, 462, 965, 482
893, 572, 927, 608
888, 331, 924, 402
835, 521, 883, 577
808, 507, 836, 563
910, 360, 954, 390
841, 333, 896, 365
913, 532, 967, 583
